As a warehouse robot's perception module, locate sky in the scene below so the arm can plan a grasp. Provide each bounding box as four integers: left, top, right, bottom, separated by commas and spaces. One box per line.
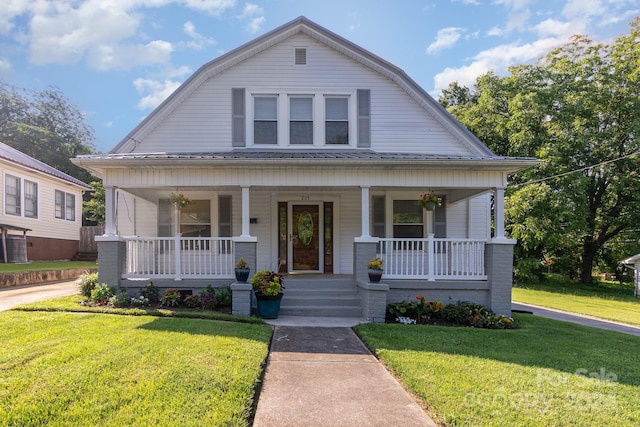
0, 0, 638, 153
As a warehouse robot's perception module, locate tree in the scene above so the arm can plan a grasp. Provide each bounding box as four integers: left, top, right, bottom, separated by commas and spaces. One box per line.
440, 18, 640, 284
83, 180, 105, 226
0, 82, 96, 183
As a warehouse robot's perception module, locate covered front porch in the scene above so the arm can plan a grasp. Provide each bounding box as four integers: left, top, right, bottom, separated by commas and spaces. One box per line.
95, 183, 515, 321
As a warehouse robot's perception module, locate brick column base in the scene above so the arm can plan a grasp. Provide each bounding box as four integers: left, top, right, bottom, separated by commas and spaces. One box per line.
485, 239, 516, 316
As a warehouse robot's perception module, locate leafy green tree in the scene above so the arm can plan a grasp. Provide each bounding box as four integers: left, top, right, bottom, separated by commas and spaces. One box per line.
83, 180, 105, 226
440, 18, 640, 284
0, 82, 96, 183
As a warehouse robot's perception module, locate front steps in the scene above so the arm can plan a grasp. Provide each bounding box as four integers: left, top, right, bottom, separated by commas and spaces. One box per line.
279, 275, 362, 318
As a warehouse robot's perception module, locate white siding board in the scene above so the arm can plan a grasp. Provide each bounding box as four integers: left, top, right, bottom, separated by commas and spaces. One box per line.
338, 192, 359, 274
133, 34, 473, 156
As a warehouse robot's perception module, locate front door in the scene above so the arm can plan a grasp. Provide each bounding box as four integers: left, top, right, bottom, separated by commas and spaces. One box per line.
290, 204, 321, 272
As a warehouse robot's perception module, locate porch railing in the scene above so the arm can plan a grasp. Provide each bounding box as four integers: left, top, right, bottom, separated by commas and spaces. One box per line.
377, 237, 486, 281
123, 237, 235, 279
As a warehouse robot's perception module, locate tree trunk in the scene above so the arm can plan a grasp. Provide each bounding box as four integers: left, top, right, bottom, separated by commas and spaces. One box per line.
580, 236, 598, 285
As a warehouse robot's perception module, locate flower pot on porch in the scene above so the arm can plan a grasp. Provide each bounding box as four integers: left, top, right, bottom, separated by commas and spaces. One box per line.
368, 269, 383, 283
255, 292, 283, 319
235, 268, 250, 282
424, 202, 436, 211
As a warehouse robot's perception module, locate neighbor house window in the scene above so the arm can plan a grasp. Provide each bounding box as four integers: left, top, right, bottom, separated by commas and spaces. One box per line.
55, 190, 75, 221
5, 174, 21, 216
24, 180, 38, 218
290, 97, 313, 144
254, 96, 278, 144
393, 200, 423, 238
325, 97, 349, 144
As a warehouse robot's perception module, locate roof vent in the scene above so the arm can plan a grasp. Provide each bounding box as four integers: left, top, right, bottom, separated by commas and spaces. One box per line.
295, 48, 307, 65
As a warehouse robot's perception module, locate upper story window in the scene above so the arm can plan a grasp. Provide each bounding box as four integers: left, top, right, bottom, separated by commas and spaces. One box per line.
5, 174, 38, 218
55, 190, 75, 221
290, 97, 313, 145
325, 97, 349, 145
242, 90, 365, 148
254, 96, 278, 145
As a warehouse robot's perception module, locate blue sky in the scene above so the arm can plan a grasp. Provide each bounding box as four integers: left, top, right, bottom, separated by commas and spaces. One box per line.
1, 0, 638, 153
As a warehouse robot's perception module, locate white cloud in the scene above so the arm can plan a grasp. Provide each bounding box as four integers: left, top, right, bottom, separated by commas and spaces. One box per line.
0, 58, 12, 78
426, 27, 465, 54
534, 18, 586, 38
134, 77, 182, 110
182, 0, 236, 15
87, 40, 174, 71
246, 16, 265, 34
238, 3, 265, 33
433, 37, 566, 92
238, 3, 263, 18
562, 0, 606, 19
182, 21, 216, 50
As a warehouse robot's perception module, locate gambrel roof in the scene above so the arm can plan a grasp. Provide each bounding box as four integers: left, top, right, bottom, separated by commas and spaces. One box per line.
110, 16, 495, 157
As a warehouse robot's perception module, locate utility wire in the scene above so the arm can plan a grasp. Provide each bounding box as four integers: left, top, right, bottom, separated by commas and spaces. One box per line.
513, 150, 640, 188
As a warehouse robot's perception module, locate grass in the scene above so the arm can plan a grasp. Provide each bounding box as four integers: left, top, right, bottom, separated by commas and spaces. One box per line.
356, 314, 640, 427
513, 275, 640, 326
0, 310, 272, 426
0, 260, 97, 274
13, 295, 265, 324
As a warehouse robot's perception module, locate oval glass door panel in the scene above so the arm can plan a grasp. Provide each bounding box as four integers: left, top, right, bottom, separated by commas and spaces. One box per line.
298, 211, 314, 246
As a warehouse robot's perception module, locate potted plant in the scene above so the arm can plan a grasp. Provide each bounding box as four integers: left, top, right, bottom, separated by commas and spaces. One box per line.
235, 257, 250, 282
367, 257, 384, 283
169, 192, 192, 209
251, 270, 284, 318
418, 191, 442, 211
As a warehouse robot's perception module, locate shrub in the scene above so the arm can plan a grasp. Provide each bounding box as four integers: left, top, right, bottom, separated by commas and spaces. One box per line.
109, 288, 130, 308
90, 283, 114, 305
130, 296, 150, 307
251, 270, 283, 296
198, 286, 217, 310
141, 282, 160, 304
214, 285, 232, 307
387, 298, 516, 329
160, 289, 181, 307
78, 272, 99, 298
183, 294, 201, 308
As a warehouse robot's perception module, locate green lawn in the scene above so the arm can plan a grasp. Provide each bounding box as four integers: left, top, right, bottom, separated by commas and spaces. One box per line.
356, 314, 640, 427
0, 260, 97, 274
0, 310, 272, 426
513, 275, 640, 326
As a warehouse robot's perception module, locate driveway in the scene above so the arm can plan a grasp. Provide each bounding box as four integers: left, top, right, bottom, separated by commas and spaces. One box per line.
0, 280, 79, 311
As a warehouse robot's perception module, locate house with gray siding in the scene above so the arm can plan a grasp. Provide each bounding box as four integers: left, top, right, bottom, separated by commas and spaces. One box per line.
72, 17, 536, 321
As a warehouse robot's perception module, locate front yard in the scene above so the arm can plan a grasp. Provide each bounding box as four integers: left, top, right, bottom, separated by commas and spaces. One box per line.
356, 314, 640, 426
513, 275, 640, 325
0, 310, 272, 426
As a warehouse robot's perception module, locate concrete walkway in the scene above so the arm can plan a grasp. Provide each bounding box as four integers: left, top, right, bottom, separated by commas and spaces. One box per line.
0, 280, 79, 311
252, 325, 437, 427
512, 302, 640, 337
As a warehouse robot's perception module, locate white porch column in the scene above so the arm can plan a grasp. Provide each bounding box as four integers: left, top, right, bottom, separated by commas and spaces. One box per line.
241, 186, 251, 238
104, 185, 116, 236
359, 186, 371, 239
494, 187, 505, 240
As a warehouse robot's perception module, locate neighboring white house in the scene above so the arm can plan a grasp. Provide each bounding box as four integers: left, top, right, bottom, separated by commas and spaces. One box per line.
621, 254, 640, 297
0, 142, 91, 261
72, 16, 537, 320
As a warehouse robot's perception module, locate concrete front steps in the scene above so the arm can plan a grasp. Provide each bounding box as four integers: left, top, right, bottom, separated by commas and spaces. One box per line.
279, 275, 362, 318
